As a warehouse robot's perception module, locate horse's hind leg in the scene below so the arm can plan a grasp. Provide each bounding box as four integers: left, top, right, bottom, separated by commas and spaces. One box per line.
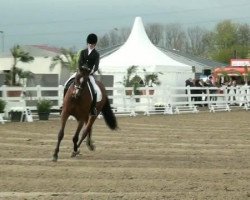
71, 121, 84, 157
86, 128, 95, 151
77, 117, 96, 149
77, 117, 96, 150
77, 128, 89, 149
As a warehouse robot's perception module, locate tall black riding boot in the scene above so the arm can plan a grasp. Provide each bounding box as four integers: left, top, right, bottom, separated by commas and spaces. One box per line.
88, 79, 97, 116
90, 92, 97, 116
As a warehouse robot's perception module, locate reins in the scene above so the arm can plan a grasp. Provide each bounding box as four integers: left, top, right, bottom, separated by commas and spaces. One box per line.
73, 66, 91, 98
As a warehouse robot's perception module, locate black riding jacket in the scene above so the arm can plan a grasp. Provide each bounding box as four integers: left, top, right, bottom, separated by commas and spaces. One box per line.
78, 48, 100, 74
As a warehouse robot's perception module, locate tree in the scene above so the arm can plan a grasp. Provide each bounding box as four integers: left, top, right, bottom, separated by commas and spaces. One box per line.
6, 45, 34, 86
211, 48, 234, 64
50, 48, 78, 72
186, 26, 209, 56
118, 27, 130, 43
237, 23, 250, 47
164, 23, 186, 51
214, 20, 238, 49
201, 31, 215, 57
210, 20, 249, 63
98, 28, 130, 49
145, 23, 163, 45
109, 29, 121, 46
97, 34, 110, 49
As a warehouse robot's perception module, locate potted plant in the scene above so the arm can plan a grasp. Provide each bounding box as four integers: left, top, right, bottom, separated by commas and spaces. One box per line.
36, 99, 52, 120
120, 65, 144, 96
50, 48, 78, 72
0, 99, 6, 114
120, 66, 162, 97
0, 99, 6, 123
8, 108, 24, 122
0, 99, 7, 122
5, 45, 34, 96
142, 69, 163, 95
154, 103, 165, 112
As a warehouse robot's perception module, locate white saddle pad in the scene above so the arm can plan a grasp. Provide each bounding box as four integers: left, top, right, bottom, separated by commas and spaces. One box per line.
87, 82, 102, 102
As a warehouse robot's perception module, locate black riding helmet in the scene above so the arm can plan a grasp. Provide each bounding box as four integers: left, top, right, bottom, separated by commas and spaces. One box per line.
87, 33, 98, 44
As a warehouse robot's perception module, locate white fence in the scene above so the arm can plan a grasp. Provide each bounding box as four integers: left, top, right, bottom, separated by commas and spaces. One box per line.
0, 84, 250, 117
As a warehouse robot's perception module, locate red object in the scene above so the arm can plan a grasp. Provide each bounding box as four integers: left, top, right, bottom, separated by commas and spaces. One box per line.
213, 66, 250, 76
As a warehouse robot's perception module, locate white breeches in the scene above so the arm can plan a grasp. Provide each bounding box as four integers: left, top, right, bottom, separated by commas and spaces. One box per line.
89, 75, 97, 94
64, 72, 97, 94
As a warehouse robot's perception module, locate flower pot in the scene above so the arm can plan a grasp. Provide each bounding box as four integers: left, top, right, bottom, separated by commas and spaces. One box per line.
139, 90, 146, 95
38, 112, 50, 120
135, 98, 140, 102
7, 90, 22, 97
155, 106, 165, 112
125, 90, 133, 95
149, 89, 154, 95
9, 111, 23, 122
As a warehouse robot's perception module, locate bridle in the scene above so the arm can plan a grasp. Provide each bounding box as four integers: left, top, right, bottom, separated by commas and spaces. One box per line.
73, 66, 91, 98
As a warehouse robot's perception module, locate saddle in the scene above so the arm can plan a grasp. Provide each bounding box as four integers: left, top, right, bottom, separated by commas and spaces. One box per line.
87, 81, 102, 102
72, 78, 102, 102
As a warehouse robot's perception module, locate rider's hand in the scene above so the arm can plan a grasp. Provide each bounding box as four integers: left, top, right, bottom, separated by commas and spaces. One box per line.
82, 65, 91, 72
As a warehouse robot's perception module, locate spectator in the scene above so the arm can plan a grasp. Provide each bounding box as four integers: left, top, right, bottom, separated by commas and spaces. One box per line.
193, 79, 203, 107
185, 78, 195, 102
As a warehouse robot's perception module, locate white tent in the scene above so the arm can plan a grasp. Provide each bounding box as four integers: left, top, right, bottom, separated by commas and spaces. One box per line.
99, 16, 194, 88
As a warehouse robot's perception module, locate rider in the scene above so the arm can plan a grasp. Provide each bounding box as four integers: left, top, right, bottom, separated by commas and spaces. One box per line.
77, 33, 100, 116
63, 33, 100, 116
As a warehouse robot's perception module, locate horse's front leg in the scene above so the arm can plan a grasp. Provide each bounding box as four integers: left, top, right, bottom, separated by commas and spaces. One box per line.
71, 120, 84, 157
53, 127, 65, 162
53, 112, 68, 162
86, 128, 95, 151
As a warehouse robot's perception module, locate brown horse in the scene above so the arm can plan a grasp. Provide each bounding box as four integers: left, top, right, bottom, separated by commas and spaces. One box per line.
53, 67, 118, 161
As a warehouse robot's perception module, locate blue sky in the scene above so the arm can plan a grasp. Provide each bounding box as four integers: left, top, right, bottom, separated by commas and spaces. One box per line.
0, 0, 250, 52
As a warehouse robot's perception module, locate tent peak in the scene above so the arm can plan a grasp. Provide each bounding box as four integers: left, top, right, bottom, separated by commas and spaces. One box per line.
100, 17, 191, 69
125, 16, 153, 47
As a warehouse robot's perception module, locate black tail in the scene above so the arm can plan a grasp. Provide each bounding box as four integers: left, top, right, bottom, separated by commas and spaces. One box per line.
102, 97, 118, 130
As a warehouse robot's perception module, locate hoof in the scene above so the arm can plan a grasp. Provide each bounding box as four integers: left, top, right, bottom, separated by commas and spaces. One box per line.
71, 150, 80, 157
87, 144, 95, 151
52, 155, 58, 162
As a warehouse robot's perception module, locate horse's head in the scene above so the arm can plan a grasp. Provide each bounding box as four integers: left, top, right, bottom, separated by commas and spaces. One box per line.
73, 66, 91, 98
81, 66, 91, 77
